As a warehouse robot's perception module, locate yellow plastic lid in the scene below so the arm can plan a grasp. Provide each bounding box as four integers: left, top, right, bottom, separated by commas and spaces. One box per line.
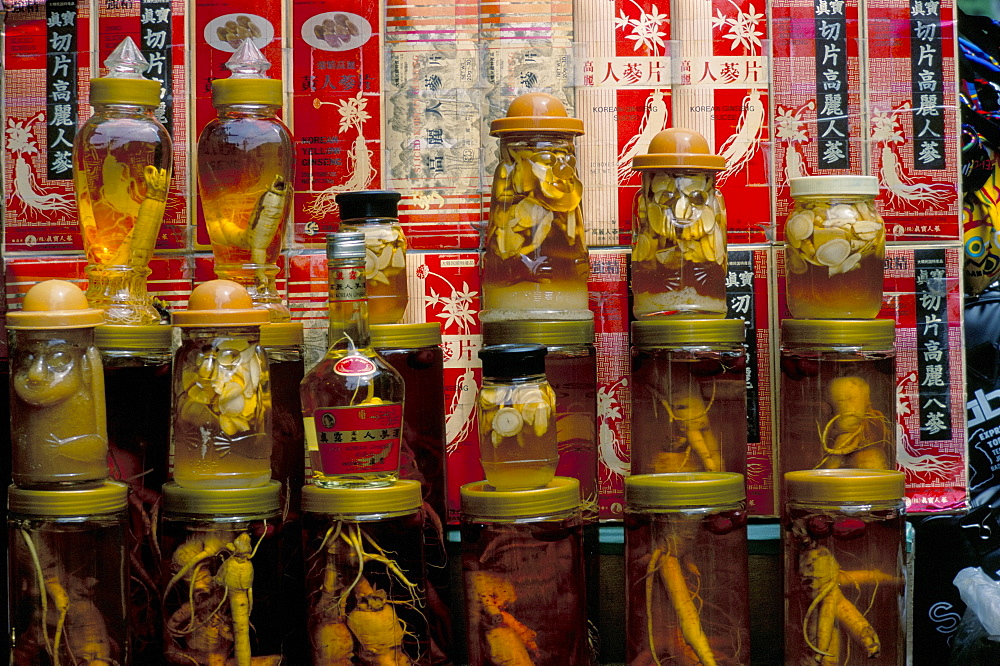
8, 481, 128, 517
780, 318, 895, 350
259, 321, 304, 347
632, 127, 726, 171
212, 78, 282, 106
301, 480, 423, 516
172, 280, 269, 327
490, 92, 584, 136
461, 477, 580, 518
631, 318, 745, 346
89, 78, 161, 107
789, 175, 879, 198
482, 319, 594, 346
626, 473, 745, 508
95, 323, 172, 350
784, 469, 906, 503
371, 322, 442, 348
6, 280, 104, 330
162, 480, 281, 516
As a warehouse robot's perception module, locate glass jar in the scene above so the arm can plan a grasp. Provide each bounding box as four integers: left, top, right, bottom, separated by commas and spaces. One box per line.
171, 280, 271, 488
481, 93, 591, 322
460, 478, 591, 666
630, 319, 748, 476
783, 470, 906, 666
337, 190, 409, 325
477, 343, 559, 491
260, 321, 305, 516
7, 280, 108, 489
779, 319, 896, 491
624, 473, 750, 666
784, 175, 886, 319
160, 480, 285, 665
302, 480, 440, 664
8, 482, 129, 666
631, 128, 728, 318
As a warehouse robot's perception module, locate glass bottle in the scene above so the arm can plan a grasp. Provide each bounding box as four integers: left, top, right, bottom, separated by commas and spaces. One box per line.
779, 319, 896, 499
170, 280, 272, 488
302, 480, 441, 664
783, 470, 906, 666
784, 175, 886, 319
159, 480, 285, 665
73, 37, 172, 326
630, 319, 748, 477
197, 39, 293, 322
300, 232, 406, 488
7, 280, 107, 489
460, 477, 591, 666
477, 343, 559, 491
481, 93, 591, 322
337, 190, 409, 325
8, 482, 129, 666
624, 473, 750, 666
631, 127, 728, 318
260, 321, 306, 517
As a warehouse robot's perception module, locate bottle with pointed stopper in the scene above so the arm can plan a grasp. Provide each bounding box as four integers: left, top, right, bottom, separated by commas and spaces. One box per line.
197, 39, 294, 322
73, 37, 172, 326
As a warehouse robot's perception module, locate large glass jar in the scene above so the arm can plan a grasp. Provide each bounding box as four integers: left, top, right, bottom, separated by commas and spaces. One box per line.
630, 319, 748, 477
302, 480, 441, 665
460, 478, 592, 666
779, 319, 896, 496
8, 482, 129, 666
160, 480, 285, 665
631, 128, 728, 318
8, 280, 108, 489
260, 321, 305, 516
783, 470, 906, 666
624, 473, 750, 666
784, 175, 886, 319
171, 280, 271, 488
481, 93, 591, 322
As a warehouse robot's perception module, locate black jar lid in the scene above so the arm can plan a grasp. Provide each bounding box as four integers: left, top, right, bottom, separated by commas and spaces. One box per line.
478, 343, 547, 379
336, 190, 401, 221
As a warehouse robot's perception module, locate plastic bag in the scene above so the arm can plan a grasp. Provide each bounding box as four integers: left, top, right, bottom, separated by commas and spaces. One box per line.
954, 567, 1000, 640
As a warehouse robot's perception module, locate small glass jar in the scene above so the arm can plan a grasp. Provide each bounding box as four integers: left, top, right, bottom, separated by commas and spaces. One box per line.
160, 480, 285, 664
477, 344, 559, 491
624, 473, 750, 666
302, 480, 438, 665
481, 93, 591, 322
630, 319, 748, 476
779, 319, 896, 489
260, 321, 305, 516
784, 175, 886, 319
171, 280, 272, 488
337, 190, 409, 325
8, 482, 129, 665
631, 128, 728, 318
783, 470, 906, 666
7, 280, 108, 489
460, 478, 591, 666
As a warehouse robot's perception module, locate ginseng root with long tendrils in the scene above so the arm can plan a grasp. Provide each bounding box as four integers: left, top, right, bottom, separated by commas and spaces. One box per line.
649, 381, 721, 473
815, 377, 893, 470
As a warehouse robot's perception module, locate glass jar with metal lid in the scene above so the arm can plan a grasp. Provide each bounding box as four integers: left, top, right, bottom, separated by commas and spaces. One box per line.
160, 480, 286, 665
779, 319, 896, 483
624, 473, 750, 666
783, 470, 906, 666
8, 481, 129, 665
784, 175, 886, 319
302, 479, 441, 665
460, 477, 591, 666
630, 318, 748, 476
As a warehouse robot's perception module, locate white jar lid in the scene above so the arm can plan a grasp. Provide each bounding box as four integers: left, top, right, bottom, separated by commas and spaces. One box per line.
790, 175, 879, 197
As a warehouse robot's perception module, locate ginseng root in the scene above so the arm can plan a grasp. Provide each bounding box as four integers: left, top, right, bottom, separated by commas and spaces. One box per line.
650, 382, 721, 472
347, 579, 413, 665
468, 571, 539, 665
816, 377, 893, 469
216, 533, 256, 666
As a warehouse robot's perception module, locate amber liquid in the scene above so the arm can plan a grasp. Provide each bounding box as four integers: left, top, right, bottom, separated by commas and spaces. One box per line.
786, 250, 885, 319
625, 510, 750, 666
545, 349, 598, 504
340, 221, 409, 325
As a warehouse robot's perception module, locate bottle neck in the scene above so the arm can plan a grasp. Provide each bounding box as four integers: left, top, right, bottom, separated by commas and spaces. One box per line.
92, 102, 155, 118
327, 257, 371, 351
217, 103, 279, 119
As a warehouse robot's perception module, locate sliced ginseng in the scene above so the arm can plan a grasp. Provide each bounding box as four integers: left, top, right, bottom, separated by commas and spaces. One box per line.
492, 408, 524, 438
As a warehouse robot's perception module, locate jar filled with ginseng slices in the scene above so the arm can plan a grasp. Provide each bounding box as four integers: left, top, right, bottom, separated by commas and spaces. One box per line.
631, 127, 728, 318
784, 176, 886, 319
783, 470, 906, 666
624, 473, 750, 666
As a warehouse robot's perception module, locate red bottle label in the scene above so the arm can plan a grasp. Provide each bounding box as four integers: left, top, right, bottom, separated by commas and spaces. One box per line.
314, 403, 403, 474
333, 355, 377, 376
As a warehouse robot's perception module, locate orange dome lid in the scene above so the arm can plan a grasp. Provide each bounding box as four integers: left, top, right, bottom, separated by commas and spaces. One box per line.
632, 127, 726, 170
6, 280, 104, 330
490, 92, 584, 136
172, 280, 269, 327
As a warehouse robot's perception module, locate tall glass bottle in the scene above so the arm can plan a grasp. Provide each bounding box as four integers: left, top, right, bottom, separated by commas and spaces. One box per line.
73, 37, 172, 326
300, 231, 406, 488
197, 39, 293, 322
